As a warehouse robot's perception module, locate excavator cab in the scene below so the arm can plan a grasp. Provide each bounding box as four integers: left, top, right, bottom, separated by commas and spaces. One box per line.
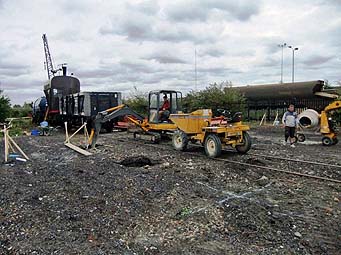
148, 90, 182, 123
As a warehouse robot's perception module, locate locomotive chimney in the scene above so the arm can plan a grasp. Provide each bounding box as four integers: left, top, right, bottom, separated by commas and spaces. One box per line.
62, 66, 67, 76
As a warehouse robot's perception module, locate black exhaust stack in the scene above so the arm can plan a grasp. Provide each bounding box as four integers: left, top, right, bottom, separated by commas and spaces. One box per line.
62, 66, 67, 76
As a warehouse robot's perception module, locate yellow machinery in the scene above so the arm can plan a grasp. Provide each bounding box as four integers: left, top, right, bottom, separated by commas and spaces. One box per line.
170, 109, 251, 157
320, 100, 340, 145
88, 90, 181, 147
298, 100, 341, 146
88, 89, 252, 157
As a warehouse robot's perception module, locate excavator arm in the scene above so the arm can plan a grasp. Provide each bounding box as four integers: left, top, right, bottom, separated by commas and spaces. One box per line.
88, 104, 145, 147
324, 100, 341, 112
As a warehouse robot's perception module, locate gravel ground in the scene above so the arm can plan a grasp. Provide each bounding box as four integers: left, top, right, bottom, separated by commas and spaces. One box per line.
0, 126, 340, 254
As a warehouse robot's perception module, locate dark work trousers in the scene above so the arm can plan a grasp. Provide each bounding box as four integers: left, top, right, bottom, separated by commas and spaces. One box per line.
285, 126, 296, 143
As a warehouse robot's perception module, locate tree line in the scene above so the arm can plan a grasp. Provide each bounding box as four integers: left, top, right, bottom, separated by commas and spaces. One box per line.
124, 82, 246, 117
0, 90, 32, 122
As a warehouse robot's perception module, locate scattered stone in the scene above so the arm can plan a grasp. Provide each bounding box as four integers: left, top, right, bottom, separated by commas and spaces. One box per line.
257, 175, 269, 186
162, 162, 170, 168
294, 232, 302, 238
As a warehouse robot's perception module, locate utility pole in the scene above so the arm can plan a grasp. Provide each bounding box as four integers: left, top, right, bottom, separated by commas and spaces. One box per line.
278, 43, 286, 83
288, 45, 299, 83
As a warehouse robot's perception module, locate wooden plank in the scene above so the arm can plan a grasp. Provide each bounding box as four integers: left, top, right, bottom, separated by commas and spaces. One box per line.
64, 142, 92, 156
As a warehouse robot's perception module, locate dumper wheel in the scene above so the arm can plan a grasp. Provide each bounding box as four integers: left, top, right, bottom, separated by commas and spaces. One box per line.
333, 137, 338, 145
236, 131, 252, 154
322, 136, 333, 146
172, 130, 188, 151
204, 134, 222, 158
297, 134, 305, 142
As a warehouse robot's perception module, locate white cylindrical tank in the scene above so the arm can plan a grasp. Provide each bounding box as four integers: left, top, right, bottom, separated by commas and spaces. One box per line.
298, 109, 320, 128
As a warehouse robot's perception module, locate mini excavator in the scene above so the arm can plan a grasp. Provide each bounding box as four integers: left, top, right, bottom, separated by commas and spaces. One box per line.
88, 90, 181, 147
88, 90, 252, 157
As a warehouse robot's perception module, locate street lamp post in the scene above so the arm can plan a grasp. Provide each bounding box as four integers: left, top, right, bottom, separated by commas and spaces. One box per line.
288, 45, 299, 83
278, 43, 287, 83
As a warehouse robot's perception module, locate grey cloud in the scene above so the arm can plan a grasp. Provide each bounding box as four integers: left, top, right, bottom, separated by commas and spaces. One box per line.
5, 89, 44, 105
198, 66, 229, 74
199, 47, 226, 58
155, 27, 208, 43
143, 52, 187, 64
100, 11, 153, 40
72, 68, 116, 79
260, 58, 279, 68
0, 61, 30, 77
303, 55, 334, 66
165, 0, 260, 22
1, 78, 43, 99
126, 0, 159, 16
100, 15, 217, 43
317, 0, 341, 8
59, 0, 94, 13
119, 59, 157, 73
266, 43, 285, 54
99, 2, 223, 44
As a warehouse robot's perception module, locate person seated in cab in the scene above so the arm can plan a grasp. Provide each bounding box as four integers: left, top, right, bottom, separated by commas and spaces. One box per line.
159, 95, 170, 121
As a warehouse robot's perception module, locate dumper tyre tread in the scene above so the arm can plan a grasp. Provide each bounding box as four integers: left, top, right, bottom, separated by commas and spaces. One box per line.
236, 131, 252, 154
172, 130, 188, 151
322, 136, 333, 146
297, 133, 305, 142
204, 134, 222, 158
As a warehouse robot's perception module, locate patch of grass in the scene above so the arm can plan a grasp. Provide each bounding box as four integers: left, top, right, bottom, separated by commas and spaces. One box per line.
1, 118, 34, 137
177, 207, 192, 218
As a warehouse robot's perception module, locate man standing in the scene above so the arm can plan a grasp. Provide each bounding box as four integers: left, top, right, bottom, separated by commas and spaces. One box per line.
282, 104, 298, 147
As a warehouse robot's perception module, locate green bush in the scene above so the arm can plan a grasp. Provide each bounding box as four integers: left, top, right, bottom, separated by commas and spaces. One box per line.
10, 102, 32, 118
182, 82, 246, 115
0, 90, 11, 122
123, 87, 148, 116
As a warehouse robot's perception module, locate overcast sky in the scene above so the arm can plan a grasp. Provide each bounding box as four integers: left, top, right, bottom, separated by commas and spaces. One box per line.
0, 0, 340, 105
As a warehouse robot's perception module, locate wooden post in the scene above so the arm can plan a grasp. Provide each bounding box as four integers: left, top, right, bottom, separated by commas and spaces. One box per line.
273, 111, 279, 126
4, 125, 8, 162
259, 113, 266, 126
84, 124, 89, 141
64, 122, 70, 143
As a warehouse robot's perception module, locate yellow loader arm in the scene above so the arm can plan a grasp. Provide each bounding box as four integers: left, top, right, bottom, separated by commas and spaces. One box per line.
88, 104, 145, 147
